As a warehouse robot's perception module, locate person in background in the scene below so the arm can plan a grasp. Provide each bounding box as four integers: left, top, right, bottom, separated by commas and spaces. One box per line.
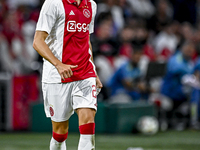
0, 0, 9, 26
92, 16, 118, 85
118, 25, 135, 59
127, 0, 155, 19
147, 0, 173, 34
7, 0, 40, 9
161, 41, 195, 102
153, 22, 179, 61
190, 55, 200, 129
161, 41, 195, 128
108, 44, 152, 103
118, 0, 133, 21
97, 0, 125, 33
92, 14, 123, 101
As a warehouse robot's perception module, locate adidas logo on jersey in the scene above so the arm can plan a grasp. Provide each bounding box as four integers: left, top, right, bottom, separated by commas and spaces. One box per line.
69, 10, 75, 15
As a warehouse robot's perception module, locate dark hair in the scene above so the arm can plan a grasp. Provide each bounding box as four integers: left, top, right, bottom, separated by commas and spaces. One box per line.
132, 44, 144, 53
181, 40, 195, 50
96, 11, 112, 25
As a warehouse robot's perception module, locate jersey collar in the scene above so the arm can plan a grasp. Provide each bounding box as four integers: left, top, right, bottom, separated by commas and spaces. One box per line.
66, 0, 88, 6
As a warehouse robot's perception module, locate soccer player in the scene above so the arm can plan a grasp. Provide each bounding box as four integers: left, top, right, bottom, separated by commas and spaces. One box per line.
33, 0, 102, 150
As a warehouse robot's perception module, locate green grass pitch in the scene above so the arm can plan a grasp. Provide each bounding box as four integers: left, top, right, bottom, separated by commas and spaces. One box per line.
0, 130, 200, 150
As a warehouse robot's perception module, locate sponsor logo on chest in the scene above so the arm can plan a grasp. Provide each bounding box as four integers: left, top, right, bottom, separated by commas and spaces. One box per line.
66, 7, 91, 33
67, 21, 89, 32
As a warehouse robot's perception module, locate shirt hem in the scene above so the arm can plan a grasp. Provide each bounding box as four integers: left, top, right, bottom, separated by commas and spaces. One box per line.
42, 75, 97, 84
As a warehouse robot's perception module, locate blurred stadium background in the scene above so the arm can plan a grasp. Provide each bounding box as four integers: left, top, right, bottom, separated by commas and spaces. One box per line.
1, 0, 200, 149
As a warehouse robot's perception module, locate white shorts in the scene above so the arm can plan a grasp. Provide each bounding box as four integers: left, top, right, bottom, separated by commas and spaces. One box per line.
42, 77, 97, 122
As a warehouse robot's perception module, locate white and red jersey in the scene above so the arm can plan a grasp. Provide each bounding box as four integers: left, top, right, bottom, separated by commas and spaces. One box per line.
36, 0, 97, 83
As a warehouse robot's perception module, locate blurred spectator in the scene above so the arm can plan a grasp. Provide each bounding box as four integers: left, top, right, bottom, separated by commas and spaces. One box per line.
161, 41, 195, 128
132, 25, 156, 62
119, 24, 155, 62
118, 0, 133, 21
147, 0, 173, 34
21, 19, 40, 71
107, 45, 152, 103
92, 17, 120, 100
0, 0, 9, 28
1, 11, 24, 74
92, 17, 116, 83
161, 41, 195, 102
127, 0, 155, 19
190, 55, 200, 129
0, 2, 40, 75
118, 25, 135, 59
181, 22, 194, 43
153, 22, 179, 61
194, 27, 200, 59
7, 0, 40, 9
97, 0, 125, 33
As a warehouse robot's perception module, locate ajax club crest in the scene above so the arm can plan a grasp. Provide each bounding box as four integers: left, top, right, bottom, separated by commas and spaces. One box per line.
83, 9, 91, 18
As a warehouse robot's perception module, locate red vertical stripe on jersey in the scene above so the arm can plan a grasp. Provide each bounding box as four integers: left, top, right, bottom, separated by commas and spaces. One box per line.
61, 0, 96, 83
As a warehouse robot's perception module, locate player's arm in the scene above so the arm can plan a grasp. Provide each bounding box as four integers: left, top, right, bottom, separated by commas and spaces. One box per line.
89, 39, 103, 89
33, 31, 77, 80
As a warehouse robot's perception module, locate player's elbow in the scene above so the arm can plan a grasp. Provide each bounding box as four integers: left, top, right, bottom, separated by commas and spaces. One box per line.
32, 38, 39, 52
32, 40, 36, 50
33, 31, 48, 52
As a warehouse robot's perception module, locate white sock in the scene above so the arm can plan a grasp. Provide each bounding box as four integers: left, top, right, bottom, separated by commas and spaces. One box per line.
50, 137, 66, 150
78, 134, 95, 150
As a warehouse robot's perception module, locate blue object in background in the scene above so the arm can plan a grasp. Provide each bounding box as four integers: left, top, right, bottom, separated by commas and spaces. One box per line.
161, 52, 194, 101
108, 62, 141, 100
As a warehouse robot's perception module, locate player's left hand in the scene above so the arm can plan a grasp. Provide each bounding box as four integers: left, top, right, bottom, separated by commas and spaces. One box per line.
96, 75, 103, 96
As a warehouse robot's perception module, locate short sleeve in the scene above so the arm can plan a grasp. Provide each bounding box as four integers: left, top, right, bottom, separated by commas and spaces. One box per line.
89, 0, 97, 34
36, 0, 59, 34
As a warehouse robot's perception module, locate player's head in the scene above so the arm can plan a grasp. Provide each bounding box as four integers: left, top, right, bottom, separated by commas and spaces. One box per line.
181, 41, 195, 60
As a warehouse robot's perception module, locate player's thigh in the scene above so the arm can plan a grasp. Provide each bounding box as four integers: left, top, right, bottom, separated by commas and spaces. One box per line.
73, 77, 97, 111
42, 83, 74, 122
72, 77, 97, 125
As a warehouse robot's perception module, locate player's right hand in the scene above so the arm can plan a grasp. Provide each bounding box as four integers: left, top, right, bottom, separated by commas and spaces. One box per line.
55, 63, 78, 81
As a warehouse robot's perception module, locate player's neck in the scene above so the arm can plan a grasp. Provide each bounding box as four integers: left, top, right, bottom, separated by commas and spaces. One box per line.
75, 0, 81, 6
